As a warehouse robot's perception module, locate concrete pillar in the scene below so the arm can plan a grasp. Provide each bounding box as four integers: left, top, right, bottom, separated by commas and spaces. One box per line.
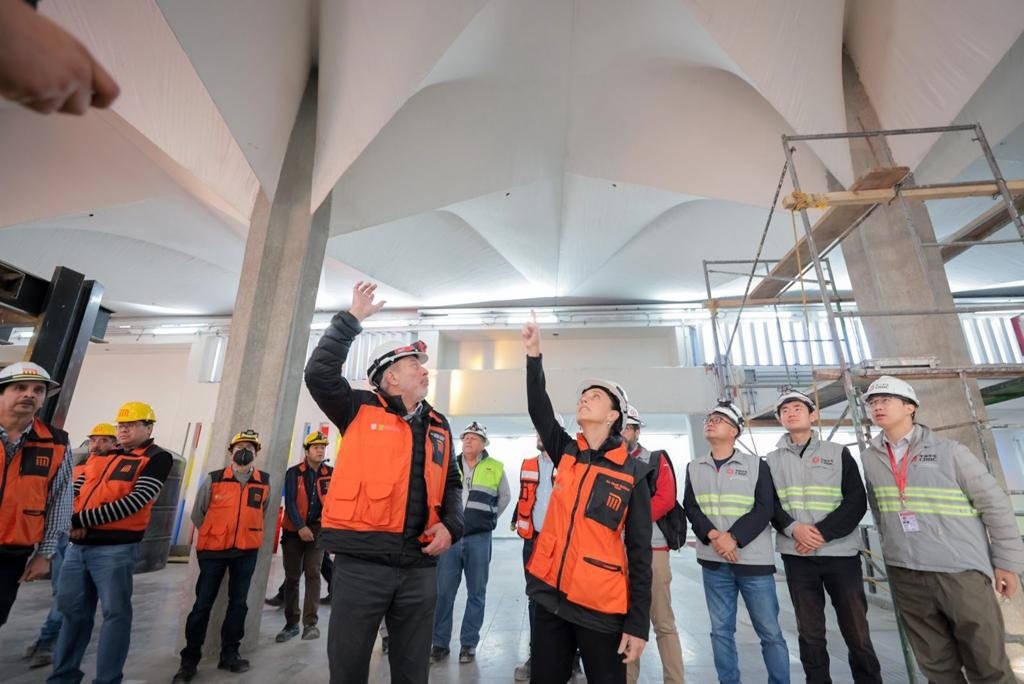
178, 73, 331, 654
838, 52, 1003, 482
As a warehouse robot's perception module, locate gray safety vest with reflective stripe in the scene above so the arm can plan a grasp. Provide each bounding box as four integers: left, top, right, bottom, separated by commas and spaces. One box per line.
766, 433, 861, 557
687, 450, 774, 566
461, 454, 504, 536
862, 426, 1000, 577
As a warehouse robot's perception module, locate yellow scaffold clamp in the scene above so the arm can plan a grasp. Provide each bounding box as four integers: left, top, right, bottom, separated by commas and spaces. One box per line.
783, 190, 830, 211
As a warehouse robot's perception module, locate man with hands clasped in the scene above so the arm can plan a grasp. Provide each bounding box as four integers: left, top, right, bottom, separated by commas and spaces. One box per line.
767, 389, 881, 683
683, 400, 789, 684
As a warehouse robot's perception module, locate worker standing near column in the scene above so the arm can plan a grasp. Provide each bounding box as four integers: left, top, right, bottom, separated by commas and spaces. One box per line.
861, 376, 1024, 683
767, 389, 881, 683
173, 430, 270, 682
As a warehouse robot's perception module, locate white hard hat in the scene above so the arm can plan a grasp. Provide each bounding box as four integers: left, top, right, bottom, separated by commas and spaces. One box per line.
367, 340, 428, 389
577, 378, 630, 431
707, 400, 745, 435
863, 375, 919, 406
775, 389, 816, 417
460, 421, 489, 446
625, 404, 645, 427
0, 362, 60, 390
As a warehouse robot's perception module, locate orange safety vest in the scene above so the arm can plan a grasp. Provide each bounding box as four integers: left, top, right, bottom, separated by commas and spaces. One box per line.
0, 418, 66, 548
515, 455, 555, 540
322, 394, 451, 541
75, 442, 164, 532
197, 467, 270, 552
526, 437, 638, 615
282, 460, 332, 532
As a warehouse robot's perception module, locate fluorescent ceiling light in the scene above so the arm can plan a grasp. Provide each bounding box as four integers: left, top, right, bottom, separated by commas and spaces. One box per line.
153, 326, 200, 336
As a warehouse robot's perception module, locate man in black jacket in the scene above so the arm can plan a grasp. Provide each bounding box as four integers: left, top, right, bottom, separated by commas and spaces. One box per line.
305, 281, 464, 684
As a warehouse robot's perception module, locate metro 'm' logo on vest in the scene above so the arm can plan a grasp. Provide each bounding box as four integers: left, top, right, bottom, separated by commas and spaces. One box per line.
606, 492, 623, 511
34, 455, 49, 468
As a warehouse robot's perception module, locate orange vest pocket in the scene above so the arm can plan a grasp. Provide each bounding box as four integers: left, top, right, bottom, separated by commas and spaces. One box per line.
526, 532, 557, 581
364, 481, 396, 527
566, 554, 628, 614
327, 479, 360, 522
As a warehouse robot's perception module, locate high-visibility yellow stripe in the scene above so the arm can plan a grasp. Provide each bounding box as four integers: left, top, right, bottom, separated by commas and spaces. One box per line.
777, 486, 842, 495
696, 494, 755, 504
874, 486, 969, 502
876, 502, 979, 517
701, 506, 754, 516
781, 502, 842, 512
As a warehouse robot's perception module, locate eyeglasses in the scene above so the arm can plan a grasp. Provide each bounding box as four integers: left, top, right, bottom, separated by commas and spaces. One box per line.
703, 416, 729, 426
866, 395, 903, 407
116, 421, 147, 430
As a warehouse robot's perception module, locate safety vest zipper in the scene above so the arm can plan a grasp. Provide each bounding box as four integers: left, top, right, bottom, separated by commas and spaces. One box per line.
555, 460, 592, 592
231, 479, 243, 549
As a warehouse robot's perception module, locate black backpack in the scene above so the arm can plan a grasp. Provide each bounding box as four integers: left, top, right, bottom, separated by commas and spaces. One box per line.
649, 450, 687, 551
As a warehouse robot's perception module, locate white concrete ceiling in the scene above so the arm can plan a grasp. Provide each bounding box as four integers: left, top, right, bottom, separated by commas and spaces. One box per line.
1, 0, 1023, 316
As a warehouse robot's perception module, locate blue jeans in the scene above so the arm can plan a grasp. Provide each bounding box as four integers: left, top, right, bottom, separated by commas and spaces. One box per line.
49, 543, 139, 684
37, 533, 70, 649
702, 564, 790, 684
182, 553, 258, 664
432, 531, 492, 649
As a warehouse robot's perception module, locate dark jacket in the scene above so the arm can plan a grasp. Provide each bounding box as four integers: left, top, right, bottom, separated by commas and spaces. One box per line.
526, 354, 653, 640
304, 311, 464, 567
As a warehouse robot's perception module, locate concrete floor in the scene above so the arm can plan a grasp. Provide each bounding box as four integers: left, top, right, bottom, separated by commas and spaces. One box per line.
1, 539, 924, 683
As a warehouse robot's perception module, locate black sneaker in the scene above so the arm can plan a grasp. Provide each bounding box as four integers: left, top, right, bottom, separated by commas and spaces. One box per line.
264, 592, 284, 608
172, 664, 197, 682
459, 646, 476, 664
319, 594, 332, 605
381, 636, 389, 655
275, 624, 300, 643
217, 655, 250, 673
429, 645, 450, 663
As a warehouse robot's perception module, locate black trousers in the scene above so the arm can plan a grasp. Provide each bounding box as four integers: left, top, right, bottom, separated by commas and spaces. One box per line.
181, 553, 258, 664
522, 537, 537, 654
783, 554, 882, 684
532, 603, 625, 684
0, 550, 32, 626
328, 555, 437, 684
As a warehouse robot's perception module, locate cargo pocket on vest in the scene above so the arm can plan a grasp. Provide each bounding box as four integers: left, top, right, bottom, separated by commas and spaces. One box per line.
527, 532, 557, 580
568, 556, 627, 614
365, 481, 394, 527
330, 480, 360, 521
204, 524, 231, 550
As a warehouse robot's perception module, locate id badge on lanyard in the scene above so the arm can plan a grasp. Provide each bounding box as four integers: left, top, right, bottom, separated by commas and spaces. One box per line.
887, 443, 919, 533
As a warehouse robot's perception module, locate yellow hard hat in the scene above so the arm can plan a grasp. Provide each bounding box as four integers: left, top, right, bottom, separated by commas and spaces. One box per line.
116, 401, 156, 423
88, 423, 117, 438
230, 429, 262, 451
303, 431, 328, 448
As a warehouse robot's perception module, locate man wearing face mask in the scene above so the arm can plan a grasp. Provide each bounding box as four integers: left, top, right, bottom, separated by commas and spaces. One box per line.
173, 430, 270, 682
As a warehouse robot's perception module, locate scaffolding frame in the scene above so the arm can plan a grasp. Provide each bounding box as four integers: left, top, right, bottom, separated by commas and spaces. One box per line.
703, 123, 1024, 682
